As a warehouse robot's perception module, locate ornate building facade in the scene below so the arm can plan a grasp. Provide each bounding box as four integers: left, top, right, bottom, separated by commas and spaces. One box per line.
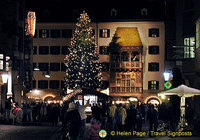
32, 21, 165, 104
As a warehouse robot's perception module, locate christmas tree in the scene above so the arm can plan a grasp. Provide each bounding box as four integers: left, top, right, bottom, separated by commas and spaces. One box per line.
65, 11, 102, 91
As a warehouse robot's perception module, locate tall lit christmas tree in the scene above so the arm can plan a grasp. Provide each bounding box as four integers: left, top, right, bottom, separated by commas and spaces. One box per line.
65, 11, 102, 91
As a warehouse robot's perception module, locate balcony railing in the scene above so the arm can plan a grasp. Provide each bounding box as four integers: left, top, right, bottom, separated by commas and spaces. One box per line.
111, 61, 142, 69
110, 87, 142, 93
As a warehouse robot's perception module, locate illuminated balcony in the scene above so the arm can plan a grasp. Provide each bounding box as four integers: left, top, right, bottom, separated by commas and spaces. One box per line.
111, 61, 142, 69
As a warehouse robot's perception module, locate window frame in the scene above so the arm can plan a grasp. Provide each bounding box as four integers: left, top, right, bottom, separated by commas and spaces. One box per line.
50, 46, 60, 55
149, 28, 159, 38
62, 29, 72, 38
38, 80, 48, 89
39, 46, 49, 55
50, 63, 60, 71
149, 46, 159, 55
148, 81, 159, 90
49, 80, 60, 89
99, 29, 110, 38
50, 29, 61, 38
39, 29, 49, 38
148, 63, 159, 71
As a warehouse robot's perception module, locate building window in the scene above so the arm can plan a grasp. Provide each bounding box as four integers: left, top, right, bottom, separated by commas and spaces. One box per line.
61, 63, 66, 71
148, 81, 159, 90
112, 87, 116, 92
39, 29, 49, 38
184, 0, 194, 9
111, 8, 117, 17
39, 46, 49, 55
38, 80, 48, 89
61, 80, 65, 89
148, 63, 159, 71
49, 80, 59, 89
149, 28, 159, 37
121, 51, 129, 61
62, 46, 70, 55
39, 63, 49, 71
32, 80, 36, 88
33, 46, 37, 55
100, 63, 109, 71
62, 29, 72, 38
50, 29, 60, 38
141, 8, 148, 16
99, 46, 109, 55
50, 63, 60, 71
50, 46, 60, 55
0, 54, 3, 70
99, 29, 110, 38
0, 54, 10, 71
149, 46, 159, 54
184, 37, 195, 58
131, 51, 140, 61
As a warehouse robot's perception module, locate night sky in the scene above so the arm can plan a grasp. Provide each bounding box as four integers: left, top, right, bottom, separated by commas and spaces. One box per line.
25, 0, 165, 22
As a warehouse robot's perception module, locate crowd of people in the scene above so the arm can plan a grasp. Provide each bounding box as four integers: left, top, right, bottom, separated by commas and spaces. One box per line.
60, 100, 177, 140
2, 97, 194, 140
3, 98, 63, 126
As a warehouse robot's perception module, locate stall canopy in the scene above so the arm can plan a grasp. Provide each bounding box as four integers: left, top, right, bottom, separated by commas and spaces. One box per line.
158, 84, 200, 97
158, 84, 200, 126
63, 88, 112, 101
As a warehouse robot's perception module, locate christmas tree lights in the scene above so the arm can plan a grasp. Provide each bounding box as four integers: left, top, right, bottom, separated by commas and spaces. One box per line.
64, 11, 102, 91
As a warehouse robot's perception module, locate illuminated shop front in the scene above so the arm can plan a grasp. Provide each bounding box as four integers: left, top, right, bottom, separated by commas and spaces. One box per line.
144, 96, 162, 105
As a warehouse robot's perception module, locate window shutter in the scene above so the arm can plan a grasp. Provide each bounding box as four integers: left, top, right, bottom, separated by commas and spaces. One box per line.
99, 29, 103, 37
148, 81, 151, 90
156, 81, 159, 90
107, 29, 110, 37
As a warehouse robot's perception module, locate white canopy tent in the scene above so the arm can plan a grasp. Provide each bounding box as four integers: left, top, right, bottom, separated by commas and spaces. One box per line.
158, 84, 200, 125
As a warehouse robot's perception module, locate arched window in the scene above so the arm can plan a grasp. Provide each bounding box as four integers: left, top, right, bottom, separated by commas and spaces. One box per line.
111, 8, 117, 17
141, 8, 148, 16
121, 51, 129, 61
131, 51, 139, 61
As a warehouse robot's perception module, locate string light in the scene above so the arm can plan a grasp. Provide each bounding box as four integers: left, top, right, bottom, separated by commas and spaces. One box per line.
64, 11, 102, 91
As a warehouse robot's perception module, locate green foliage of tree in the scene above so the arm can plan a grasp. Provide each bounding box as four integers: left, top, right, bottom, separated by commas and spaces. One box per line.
65, 11, 102, 90
109, 33, 121, 54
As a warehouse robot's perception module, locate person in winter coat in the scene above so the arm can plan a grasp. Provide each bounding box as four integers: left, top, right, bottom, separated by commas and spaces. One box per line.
88, 117, 101, 140
63, 102, 81, 140
12, 103, 23, 125
125, 104, 137, 131
108, 103, 117, 130
148, 104, 158, 131
115, 104, 127, 131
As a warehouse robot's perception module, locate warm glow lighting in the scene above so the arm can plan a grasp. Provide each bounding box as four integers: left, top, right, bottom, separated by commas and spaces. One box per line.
161, 95, 165, 99
2, 74, 8, 84
144, 96, 162, 104
116, 100, 129, 104
129, 97, 138, 102
34, 89, 39, 94
25, 11, 36, 36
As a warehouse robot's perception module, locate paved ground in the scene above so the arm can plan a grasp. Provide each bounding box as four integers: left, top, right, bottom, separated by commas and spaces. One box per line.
0, 122, 199, 140
0, 122, 62, 140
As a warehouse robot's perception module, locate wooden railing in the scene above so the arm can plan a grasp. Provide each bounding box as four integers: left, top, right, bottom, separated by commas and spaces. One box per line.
111, 61, 142, 69
110, 87, 142, 93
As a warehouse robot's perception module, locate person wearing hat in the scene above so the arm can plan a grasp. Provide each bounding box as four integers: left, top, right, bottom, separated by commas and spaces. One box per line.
62, 102, 81, 140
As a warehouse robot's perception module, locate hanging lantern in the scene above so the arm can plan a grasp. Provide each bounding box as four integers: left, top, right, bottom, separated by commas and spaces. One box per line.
25, 11, 36, 37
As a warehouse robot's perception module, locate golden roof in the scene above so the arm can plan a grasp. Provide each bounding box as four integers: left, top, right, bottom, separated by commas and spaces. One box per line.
115, 27, 143, 46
